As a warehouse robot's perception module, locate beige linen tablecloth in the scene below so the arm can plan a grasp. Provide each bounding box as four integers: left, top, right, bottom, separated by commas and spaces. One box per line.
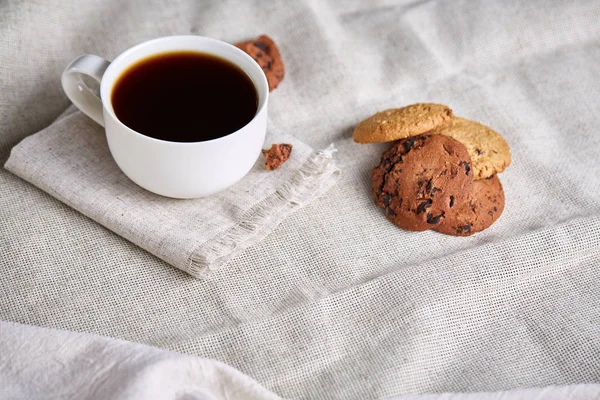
1, 1, 600, 399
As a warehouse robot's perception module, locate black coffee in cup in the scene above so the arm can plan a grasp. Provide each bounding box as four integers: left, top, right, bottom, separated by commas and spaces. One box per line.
111, 51, 258, 142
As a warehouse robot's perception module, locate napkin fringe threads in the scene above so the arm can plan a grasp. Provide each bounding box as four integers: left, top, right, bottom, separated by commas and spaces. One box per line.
188, 144, 340, 279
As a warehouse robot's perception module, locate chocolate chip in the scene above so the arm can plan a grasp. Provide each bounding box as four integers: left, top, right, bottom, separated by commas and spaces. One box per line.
426, 179, 433, 193
383, 150, 402, 171
386, 207, 397, 217
254, 41, 268, 51
425, 180, 440, 195
375, 174, 384, 197
493, 207, 497, 211
383, 194, 392, 207
416, 199, 432, 214
418, 180, 425, 187
402, 137, 416, 152
456, 224, 471, 234
426, 212, 444, 224
459, 161, 471, 176
449, 196, 455, 208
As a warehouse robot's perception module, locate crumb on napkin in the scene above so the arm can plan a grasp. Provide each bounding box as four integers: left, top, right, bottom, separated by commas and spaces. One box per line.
262, 143, 292, 171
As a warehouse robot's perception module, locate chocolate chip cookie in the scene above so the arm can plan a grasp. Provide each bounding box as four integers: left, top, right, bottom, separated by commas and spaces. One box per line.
235, 35, 284, 91
433, 174, 505, 236
354, 103, 454, 144
372, 134, 473, 231
430, 117, 511, 180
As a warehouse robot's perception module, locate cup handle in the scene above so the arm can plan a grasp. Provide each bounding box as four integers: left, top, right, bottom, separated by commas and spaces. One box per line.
61, 55, 111, 127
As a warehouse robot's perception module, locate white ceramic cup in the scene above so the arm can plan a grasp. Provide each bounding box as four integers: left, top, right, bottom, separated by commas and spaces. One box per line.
62, 36, 269, 198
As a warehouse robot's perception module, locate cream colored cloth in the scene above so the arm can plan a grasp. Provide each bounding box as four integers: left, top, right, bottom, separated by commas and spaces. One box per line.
391, 386, 600, 400
2, 321, 598, 400
0, 321, 282, 400
2, 0, 600, 399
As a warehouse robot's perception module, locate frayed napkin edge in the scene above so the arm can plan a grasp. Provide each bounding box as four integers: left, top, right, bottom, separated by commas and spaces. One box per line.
187, 144, 341, 279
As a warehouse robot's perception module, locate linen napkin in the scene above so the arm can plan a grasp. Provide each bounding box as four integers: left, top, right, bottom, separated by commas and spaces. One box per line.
4, 109, 340, 279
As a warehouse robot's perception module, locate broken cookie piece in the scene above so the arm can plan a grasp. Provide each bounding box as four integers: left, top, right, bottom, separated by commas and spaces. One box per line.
235, 35, 285, 91
262, 143, 292, 171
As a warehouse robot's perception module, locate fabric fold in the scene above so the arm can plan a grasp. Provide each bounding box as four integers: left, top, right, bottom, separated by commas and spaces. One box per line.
0, 320, 282, 400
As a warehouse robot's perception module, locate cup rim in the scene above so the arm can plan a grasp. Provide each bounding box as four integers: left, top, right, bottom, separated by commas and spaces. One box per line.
99, 35, 269, 146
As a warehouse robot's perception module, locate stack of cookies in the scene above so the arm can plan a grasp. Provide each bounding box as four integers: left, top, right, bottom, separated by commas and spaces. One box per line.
354, 104, 510, 236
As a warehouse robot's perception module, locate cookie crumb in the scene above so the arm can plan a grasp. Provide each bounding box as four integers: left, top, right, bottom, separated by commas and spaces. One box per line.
262, 143, 292, 171
235, 35, 285, 91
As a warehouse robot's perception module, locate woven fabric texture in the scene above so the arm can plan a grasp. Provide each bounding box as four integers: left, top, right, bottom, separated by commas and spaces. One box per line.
5, 110, 340, 278
1, 0, 600, 398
